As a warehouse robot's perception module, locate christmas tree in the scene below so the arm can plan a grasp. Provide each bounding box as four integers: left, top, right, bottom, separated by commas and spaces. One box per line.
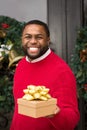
0, 15, 25, 113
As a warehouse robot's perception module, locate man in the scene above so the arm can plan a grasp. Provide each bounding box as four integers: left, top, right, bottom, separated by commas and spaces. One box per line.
10, 20, 80, 130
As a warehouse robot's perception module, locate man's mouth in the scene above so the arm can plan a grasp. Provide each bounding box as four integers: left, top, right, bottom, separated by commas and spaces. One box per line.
28, 47, 40, 54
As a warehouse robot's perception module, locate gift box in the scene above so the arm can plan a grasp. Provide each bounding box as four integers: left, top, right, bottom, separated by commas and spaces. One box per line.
17, 98, 57, 118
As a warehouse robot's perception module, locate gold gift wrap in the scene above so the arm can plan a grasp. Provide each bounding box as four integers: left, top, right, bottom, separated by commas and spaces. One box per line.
17, 98, 57, 118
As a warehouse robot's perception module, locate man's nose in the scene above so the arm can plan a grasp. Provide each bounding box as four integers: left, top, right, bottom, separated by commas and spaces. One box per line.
30, 37, 37, 44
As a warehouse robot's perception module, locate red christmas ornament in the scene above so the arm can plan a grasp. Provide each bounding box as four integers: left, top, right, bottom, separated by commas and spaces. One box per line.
1, 23, 9, 29
84, 84, 87, 91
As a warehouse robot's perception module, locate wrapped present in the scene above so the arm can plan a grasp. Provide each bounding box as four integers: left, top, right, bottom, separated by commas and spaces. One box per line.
17, 97, 57, 118
17, 85, 57, 118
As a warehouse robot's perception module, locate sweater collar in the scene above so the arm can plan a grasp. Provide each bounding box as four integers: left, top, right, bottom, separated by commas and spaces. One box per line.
26, 48, 51, 63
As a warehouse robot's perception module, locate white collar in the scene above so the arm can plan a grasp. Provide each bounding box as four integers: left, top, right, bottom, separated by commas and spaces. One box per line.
26, 48, 51, 63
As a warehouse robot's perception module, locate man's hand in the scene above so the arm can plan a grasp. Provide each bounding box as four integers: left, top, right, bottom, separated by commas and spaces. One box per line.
46, 105, 60, 118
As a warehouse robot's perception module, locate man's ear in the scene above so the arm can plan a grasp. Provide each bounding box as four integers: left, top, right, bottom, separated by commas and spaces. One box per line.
47, 37, 50, 45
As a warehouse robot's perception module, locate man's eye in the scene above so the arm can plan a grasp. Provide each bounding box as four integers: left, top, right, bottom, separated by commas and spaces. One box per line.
24, 36, 31, 39
37, 36, 43, 39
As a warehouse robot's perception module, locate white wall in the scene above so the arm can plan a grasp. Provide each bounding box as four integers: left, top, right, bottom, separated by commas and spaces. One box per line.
0, 0, 47, 23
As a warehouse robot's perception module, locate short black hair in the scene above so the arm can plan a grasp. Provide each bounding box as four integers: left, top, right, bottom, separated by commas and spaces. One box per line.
22, 20, 50, 37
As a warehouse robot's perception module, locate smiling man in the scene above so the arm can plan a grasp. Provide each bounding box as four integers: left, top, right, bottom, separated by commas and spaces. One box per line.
10, 20, 80, 130
22, 21, 50, 60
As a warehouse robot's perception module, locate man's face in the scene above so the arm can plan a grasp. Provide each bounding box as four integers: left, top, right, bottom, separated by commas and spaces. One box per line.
22, 24, 50, 60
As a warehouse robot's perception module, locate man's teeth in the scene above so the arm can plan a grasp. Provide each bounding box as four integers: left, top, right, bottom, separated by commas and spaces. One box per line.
30, 47, 38, 51
29, 47, 39, 52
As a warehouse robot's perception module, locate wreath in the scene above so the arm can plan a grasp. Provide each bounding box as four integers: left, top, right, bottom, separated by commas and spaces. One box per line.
70, 27, 87, 100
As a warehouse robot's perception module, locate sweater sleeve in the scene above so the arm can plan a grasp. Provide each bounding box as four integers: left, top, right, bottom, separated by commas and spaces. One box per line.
48, 70, 80, 130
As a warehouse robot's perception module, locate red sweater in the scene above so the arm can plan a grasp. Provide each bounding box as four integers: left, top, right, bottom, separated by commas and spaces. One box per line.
10, 50, 80, 130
